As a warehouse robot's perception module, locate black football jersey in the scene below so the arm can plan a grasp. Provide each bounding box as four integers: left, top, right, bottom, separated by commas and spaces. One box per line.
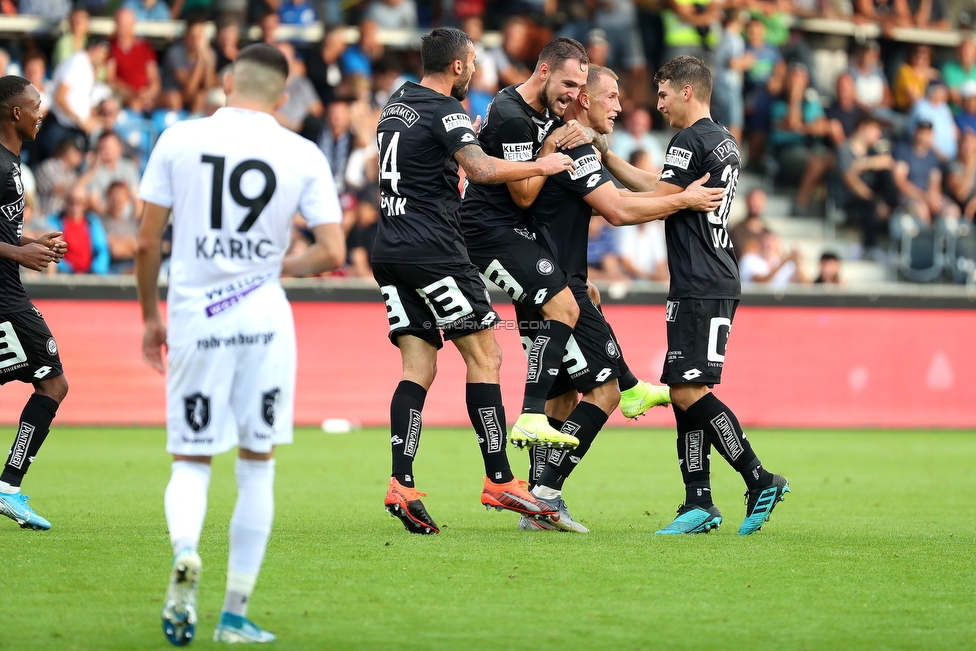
460, 85, 558, 237
371, 82, 480, 264
659, 118, 741, 300
0, 144, 30, 314
526, 145, 612, 285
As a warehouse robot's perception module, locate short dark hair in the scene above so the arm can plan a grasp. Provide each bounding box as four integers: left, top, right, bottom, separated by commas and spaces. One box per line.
585, 64, 618, 91
820, 251, 840, 262
421, 27, 472, 75
0, 76, 30, 110
537, 37, 588, 74
653, 55, 712, 102
235, 43, 289, 80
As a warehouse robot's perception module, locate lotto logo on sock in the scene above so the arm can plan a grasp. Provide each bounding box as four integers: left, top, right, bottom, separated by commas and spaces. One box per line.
478, 407, 502, 453
404, 409, 422, 458
686, 430, 704, 472
10, 422, 34, 468
710, 412, 743, 461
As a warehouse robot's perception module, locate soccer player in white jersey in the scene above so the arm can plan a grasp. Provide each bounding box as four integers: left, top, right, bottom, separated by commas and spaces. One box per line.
135, 44, 345, 646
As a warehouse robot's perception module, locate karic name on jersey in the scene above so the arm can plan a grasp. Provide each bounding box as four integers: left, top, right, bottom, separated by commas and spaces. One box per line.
441, 112, 472, 131
503, 142, 533, 161
379, 102, 420, 128
569, 153, 601, 180
194, 234, 274, 260
665, 146, 693, 169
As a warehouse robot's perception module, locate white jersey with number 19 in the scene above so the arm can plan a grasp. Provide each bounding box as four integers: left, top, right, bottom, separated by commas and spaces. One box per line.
138, 107, 341, 324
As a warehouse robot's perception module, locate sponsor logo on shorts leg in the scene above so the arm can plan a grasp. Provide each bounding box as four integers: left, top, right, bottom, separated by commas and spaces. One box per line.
682, 368, 702, 381
536, 259, 554, 275
46, 338, 58, 356
478, 407, 502, 453
262, 388, 280, 426
9, 422, 34, 468
710, 412, 743, 460
404, 408, 422, 457
184, 393, 211, 432
685, 430, 704, 472
665, 300, 680, 323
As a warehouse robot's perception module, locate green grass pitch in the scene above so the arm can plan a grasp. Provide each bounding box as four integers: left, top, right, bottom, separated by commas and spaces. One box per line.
2, 426, 975, 651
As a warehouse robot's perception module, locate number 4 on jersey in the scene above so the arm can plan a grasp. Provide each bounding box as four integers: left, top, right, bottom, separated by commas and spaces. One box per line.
376, 132, 402, 194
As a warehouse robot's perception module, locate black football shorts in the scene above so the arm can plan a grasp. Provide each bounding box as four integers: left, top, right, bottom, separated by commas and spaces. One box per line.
660, 298, 738, 386
516, 283, 621, 396
467, 227, 570, 310
0, 306, 64, 385
373, 261, 499, 349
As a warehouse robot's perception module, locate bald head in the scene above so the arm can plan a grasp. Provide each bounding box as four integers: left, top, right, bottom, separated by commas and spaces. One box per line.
229, 43, 289, 107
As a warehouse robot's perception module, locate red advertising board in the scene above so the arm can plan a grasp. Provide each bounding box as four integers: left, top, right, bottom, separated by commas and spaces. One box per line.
0, 300, 972, 429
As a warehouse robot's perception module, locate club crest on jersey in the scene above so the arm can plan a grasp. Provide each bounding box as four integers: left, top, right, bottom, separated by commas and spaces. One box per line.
714, 139, 741, 162
11, 166, 23, 195
184, 392, 211, 432
568, 154, 601, 180
666, 146, 693, 170
503, 142, 533, 161
532, 117, 554, 143
262, 388, 280, 426
441, 112, 472, 132
378, 103, 420, 128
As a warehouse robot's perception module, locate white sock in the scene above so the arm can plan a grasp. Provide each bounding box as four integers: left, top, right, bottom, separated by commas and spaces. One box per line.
164, 461, 211, 554
224, 458, 275, 617
532, 484, 561, 500
0, 481, 19, 495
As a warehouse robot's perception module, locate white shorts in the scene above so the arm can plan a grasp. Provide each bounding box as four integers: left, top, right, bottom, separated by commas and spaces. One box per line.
165, 286, 296, 457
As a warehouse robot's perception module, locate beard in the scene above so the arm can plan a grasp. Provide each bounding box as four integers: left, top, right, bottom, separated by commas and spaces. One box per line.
451, 71, 471, 101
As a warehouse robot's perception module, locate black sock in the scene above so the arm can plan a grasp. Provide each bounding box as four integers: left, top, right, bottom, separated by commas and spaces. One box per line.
467, 383, 513, 483
1, 394, 59, 487
674, 404, 713, 507
522, 321, 574, 414
537, 402, 609, 489
390, 381, 426, 488
685, 393, 772, 489
528, 417, 565, 488
603, 318, 638, 392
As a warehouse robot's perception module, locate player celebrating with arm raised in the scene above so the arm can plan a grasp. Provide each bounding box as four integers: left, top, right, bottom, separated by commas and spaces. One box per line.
515, 65, 724, 532
136, 44, 345, 645
373, 27, 576, 536
0, 76, 69, 532
647, 56, 790, 535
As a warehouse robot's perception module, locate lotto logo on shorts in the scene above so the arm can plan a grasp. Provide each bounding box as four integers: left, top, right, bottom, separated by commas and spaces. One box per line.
666, 300, 680, 322
184, 393, 211, 432
686, 430, 704, 472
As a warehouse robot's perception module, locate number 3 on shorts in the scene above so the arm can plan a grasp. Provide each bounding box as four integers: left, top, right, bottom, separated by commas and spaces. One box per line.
0, 321, 27, 370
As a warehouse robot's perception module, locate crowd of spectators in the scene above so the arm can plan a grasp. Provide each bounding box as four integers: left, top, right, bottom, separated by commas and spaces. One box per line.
3, 0, 975, 283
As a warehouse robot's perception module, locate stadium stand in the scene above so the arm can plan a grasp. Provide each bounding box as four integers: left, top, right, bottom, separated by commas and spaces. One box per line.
4, 3, 976, 288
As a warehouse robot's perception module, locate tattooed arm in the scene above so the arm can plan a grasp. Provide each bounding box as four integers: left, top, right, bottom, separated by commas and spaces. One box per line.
454, 144, 575, 185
